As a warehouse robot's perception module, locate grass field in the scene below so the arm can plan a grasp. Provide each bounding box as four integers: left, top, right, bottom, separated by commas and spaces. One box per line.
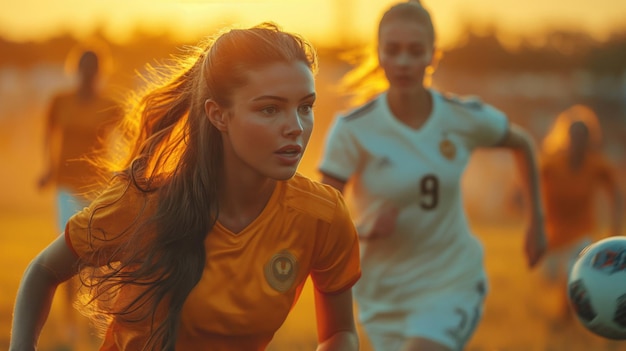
1, 211, 625, 351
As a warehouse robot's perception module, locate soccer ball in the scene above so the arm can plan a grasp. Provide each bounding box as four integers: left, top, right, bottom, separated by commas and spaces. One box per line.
568, 236, 626, 339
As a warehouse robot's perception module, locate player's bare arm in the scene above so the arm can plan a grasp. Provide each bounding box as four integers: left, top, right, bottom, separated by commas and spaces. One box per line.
10, 236, 78, 351
496, 124, 547, 268
314, 288, 359, 351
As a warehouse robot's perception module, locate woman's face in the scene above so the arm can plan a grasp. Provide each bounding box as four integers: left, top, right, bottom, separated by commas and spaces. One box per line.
220, 61, 315, 181
78, 52, 99, 85
378, 18, 434, 91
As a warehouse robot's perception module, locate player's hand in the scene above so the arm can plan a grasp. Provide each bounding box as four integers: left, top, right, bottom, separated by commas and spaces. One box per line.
360, 203, 399, 240
524, 218, 547, 268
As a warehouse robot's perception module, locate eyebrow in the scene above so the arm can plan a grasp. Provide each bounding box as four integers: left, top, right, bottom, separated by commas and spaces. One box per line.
252, 92, 316, 103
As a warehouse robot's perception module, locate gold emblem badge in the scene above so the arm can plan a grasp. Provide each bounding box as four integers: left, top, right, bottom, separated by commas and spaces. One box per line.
439, 137, 456, 160
264, 250, 298, 292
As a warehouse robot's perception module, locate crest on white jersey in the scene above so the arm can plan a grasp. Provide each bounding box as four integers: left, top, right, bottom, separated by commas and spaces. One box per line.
439, 133, 456, 160
265, 250, 298, 292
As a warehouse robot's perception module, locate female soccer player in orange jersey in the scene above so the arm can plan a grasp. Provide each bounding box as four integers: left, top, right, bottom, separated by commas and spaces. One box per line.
11, 23, 361, 351
540, 104, 623, 320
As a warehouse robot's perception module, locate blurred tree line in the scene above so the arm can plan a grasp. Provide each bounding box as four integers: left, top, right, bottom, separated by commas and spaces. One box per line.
0, 24, 624, 218
441, 28, 626, 74
1, 25, 625, 78
0, 24, 624, 153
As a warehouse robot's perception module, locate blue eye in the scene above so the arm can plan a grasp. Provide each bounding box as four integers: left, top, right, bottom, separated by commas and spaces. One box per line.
298, 104, 314, 115
261, 106, 278, 115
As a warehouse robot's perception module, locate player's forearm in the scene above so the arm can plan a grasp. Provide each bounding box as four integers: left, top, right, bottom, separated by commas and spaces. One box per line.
509, 126, 544, 223
514, 151, 543, 222
10, 261, 61, 351
316, 330, 359, 351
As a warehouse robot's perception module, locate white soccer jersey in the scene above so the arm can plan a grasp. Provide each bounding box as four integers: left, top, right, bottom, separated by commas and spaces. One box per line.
319, 89, 509, 324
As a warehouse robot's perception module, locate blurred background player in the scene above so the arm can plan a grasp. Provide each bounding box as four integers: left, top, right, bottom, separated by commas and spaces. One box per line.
318, 1, 546, 350
539, 104, 623, 324
37, 46, 122, 350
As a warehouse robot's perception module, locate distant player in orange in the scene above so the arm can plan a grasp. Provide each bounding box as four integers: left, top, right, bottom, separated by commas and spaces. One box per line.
37, 47, 122, 349
11, 23, 360, 351
39, 48, 122, 209
540, 104, 623, 320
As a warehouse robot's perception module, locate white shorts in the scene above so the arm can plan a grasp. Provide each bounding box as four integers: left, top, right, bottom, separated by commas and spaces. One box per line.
56, 188, 88, 234
362, 281, 487, 351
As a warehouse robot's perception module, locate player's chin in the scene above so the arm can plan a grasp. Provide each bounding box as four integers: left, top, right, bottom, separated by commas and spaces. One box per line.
389, 77, 419, 89
269, 166, 299, 181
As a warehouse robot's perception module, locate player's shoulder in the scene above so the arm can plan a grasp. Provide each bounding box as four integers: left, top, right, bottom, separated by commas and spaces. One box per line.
438, 91, 505, 122
96, 174, 157, 205
589, 151, 616, 171
50, 91, 75, 105
439, 91, 486, 111
97, 97, 124, 118
97, 95, 120, 107
340, 96, 380, 122
284, 174, 343, 223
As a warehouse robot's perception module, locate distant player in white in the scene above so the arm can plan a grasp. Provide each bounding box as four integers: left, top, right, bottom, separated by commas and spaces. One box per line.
318, 2, 547, 351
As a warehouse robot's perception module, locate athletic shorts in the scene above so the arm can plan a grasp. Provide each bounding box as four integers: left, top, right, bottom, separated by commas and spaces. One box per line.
56, 188, 88, 234
362, 280, 487, 351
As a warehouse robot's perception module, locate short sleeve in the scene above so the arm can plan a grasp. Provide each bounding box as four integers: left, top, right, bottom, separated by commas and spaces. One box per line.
65, 177, 156, 266
318, 116, 361, 182
469, 104, 509, 148
310, 193, 361, 294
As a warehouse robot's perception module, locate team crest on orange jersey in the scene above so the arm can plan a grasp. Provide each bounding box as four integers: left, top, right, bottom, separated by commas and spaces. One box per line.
265, 250, 298, 292
439, 135, 456, 160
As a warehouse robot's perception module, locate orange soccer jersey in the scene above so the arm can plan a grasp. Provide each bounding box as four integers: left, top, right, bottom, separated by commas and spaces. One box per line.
541, 151, 617, 250
47, 92, 121, 193
65, 173, 361, 350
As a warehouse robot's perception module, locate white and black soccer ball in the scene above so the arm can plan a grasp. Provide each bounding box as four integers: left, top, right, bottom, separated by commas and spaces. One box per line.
568, 236, 626, 340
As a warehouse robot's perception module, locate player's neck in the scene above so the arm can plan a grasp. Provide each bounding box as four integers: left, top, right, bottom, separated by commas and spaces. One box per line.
217, 171, 277, 234
386, 87, 432, 130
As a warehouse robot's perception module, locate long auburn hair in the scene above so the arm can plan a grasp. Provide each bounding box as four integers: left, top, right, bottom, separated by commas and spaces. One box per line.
77, 22, 317, 350
338, 0, 437, 106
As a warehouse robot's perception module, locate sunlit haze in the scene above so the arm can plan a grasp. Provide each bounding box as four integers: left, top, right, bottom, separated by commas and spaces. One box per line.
2, 0, 625, 48
1, 1, 626, 351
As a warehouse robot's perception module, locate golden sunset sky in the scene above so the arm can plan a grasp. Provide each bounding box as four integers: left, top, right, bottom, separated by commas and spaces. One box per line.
1, 0, 625, 48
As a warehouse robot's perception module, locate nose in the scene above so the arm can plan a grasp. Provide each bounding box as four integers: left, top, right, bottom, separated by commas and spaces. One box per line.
394, 52, 411, 67
284, 110, 304, 137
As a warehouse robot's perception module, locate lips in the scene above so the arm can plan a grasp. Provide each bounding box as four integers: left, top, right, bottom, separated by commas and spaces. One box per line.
275, 144, 302, 156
